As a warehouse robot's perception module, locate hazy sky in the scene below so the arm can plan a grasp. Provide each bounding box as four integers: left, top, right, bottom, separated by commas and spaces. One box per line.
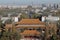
0, 0, 60, 5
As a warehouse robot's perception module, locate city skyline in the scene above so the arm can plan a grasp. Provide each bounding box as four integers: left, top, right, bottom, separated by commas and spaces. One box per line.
0, 0, 60, 5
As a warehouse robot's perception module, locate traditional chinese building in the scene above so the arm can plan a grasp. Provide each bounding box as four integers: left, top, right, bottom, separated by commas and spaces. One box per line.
5, 19, 57, 40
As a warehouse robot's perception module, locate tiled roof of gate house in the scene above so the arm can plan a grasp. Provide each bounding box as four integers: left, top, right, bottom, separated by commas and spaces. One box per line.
16, 19, 45, 25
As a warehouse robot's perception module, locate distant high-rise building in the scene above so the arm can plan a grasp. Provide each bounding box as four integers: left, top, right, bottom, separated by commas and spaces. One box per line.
54, 4, 58, 9
48, 4, 52, 9
42, 4, 46, 7
57, 4, 59, 8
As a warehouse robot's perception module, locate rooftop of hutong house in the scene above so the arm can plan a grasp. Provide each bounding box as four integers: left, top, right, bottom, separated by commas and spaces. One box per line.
5, 24, 12, 29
